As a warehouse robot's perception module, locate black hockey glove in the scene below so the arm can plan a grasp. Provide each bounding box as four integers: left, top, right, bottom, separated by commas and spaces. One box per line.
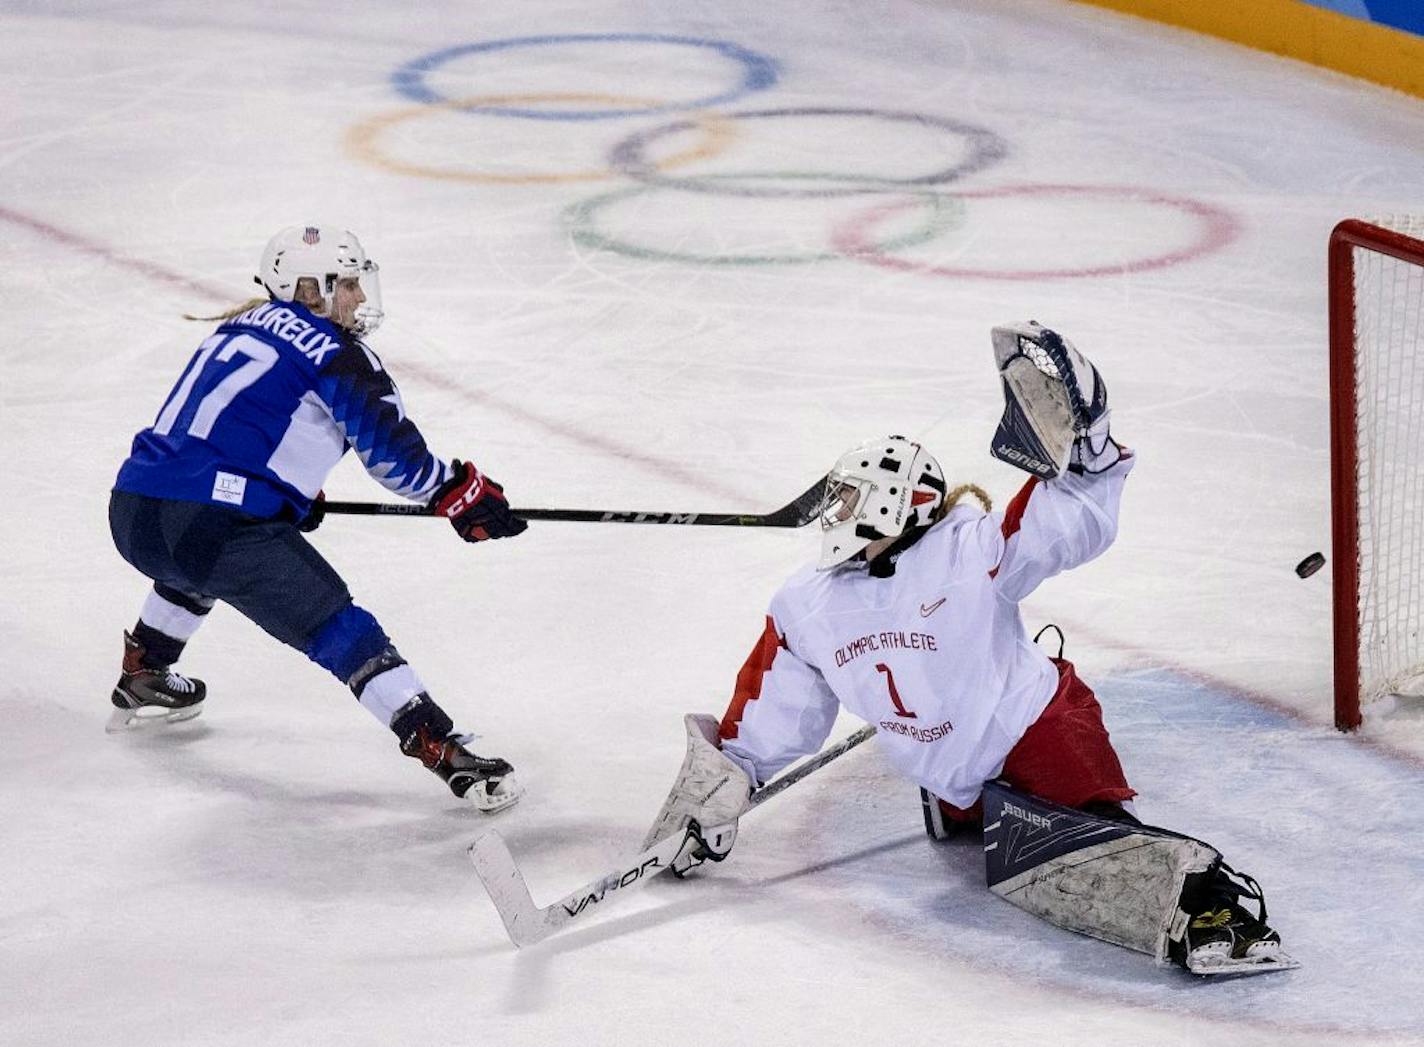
430, 460, 528, 543
297, 490, 326, 533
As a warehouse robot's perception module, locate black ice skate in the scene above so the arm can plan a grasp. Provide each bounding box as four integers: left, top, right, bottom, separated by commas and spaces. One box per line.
108, 630, 206, 733
1174, 864, 1298, 976
400, 725, 522, 813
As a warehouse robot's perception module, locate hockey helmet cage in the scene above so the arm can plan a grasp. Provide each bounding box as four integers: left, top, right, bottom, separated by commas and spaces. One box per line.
257, 225, 384, 335
817, 436, 947, 570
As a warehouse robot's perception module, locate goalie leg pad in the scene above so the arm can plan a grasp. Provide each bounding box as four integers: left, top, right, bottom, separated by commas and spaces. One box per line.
982, 781, 1219, 964
641, 714, 753, 850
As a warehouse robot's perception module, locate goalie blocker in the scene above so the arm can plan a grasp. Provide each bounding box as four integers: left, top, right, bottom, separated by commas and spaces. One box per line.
982, 781, 1297, 976
641, 714, 754, 877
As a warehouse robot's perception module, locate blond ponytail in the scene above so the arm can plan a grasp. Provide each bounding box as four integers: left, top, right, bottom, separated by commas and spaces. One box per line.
933, 483, 993, 522
183, 296, 268, 323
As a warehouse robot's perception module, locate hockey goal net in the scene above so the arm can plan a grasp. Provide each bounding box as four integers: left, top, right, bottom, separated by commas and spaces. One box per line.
1330, 216, 1424, 730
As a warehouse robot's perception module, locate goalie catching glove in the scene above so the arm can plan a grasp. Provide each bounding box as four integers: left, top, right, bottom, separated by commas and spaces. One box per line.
989, 321, 1122, 478
430, 460, 528, 542
642, 714, 754, 878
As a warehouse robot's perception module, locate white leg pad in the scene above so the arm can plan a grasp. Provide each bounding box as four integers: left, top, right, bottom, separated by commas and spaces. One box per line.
983, 782, 1218, 963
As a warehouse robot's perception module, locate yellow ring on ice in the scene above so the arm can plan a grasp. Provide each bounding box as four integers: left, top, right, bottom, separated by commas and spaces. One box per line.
347, 93, 737, 185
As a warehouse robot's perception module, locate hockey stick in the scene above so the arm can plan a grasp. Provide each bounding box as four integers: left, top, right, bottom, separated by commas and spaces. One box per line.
322, 473, 830, 528
469, 724, 877, 948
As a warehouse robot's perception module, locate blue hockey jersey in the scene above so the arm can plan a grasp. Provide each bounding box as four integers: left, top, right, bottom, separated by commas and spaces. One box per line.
115, 301, 452, 518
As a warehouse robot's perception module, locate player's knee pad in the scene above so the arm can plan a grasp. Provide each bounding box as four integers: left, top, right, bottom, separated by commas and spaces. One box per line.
304, 603, 390, 682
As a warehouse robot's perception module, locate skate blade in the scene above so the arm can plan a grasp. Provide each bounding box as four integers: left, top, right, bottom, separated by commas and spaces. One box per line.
468, 774, 522, 814
1186, 949, 1300, 977
105, 699, 204, 734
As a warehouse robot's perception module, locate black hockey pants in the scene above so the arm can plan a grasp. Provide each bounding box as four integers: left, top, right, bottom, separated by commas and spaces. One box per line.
108, 490, 351, 651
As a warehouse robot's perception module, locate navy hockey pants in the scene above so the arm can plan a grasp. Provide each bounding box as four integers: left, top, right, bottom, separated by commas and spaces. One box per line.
109, 490, 351, 652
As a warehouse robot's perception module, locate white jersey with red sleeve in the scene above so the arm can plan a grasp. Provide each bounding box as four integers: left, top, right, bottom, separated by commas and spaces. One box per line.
718, 453, 1135, 807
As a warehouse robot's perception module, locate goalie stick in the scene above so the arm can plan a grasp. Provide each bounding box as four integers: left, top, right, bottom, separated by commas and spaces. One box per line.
469, 724, 877, 947
322, 473, 830, 528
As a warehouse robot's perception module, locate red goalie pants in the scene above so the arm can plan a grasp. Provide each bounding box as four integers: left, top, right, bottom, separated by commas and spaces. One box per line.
937, 658, 1135, 824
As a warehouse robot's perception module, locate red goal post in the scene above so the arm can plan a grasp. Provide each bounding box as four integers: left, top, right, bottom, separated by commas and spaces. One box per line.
1330, 217, 1424, 730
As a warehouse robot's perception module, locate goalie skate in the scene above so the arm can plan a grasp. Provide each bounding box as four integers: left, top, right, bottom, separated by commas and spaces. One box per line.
1183, 943, 1300, 977
1179, 904, 1300, 977
1173, 859, 1298, 977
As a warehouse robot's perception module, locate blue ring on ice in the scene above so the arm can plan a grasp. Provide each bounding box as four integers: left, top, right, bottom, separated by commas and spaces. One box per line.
392, 34, 780, 120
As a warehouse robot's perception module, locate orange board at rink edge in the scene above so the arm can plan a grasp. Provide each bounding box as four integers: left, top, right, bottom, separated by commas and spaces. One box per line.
346, 93, 737, 184
1069, 0, 1424, 99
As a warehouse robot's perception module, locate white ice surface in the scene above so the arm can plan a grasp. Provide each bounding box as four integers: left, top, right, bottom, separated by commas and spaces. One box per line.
3, 1, 1424, 1044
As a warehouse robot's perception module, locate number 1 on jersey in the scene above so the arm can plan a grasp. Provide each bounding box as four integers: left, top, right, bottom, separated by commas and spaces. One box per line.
875, 663, 918, 719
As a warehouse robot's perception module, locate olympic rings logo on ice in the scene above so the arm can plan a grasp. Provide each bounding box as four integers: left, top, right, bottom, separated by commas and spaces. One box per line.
349, 33, 1238, 278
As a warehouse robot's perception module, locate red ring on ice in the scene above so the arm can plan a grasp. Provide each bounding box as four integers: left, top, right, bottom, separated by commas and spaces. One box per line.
832, 184, 1241, 280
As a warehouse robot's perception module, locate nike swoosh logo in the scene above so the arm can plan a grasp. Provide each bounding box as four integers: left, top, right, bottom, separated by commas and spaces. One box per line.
920, 598, 946, 618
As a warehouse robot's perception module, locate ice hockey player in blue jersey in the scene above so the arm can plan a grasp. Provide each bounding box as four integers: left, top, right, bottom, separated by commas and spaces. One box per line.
108, 225, 523, 812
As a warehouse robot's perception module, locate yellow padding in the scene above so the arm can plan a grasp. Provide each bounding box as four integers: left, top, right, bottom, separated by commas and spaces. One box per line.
1070, 0, 1424, 99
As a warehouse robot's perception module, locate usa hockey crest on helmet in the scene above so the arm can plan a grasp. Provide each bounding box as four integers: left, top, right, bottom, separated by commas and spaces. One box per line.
817, 436, 947, 570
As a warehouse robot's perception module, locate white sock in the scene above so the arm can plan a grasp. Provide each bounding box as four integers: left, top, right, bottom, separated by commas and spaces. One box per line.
357, 665, 427, 727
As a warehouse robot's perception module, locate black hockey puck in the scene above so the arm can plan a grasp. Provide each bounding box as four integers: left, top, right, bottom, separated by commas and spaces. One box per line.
1295, 552, 1326, 578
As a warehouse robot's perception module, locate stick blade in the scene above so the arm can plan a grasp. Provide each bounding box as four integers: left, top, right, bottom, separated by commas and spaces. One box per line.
781, 472, 831, 527
468, 831, 549, 948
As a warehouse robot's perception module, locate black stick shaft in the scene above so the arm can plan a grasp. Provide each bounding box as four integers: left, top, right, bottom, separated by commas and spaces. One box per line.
321, 473, 829, 529
324, 503, 759, 525
748, 724, 877, 809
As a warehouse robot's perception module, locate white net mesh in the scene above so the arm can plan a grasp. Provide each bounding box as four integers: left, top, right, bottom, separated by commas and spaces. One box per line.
1353, 215, 1424, 703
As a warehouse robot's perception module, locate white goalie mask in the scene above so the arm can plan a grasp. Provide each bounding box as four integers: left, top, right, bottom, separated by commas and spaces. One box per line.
257, 225, 384, 335
817, 436, 947, 570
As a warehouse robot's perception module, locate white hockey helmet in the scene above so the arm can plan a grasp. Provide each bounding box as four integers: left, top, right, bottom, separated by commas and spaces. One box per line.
256, 225, 384, 335
817, 436, 947, 570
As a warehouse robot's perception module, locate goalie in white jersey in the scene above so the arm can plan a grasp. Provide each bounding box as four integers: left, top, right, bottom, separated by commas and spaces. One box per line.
645, 322, 1294, 976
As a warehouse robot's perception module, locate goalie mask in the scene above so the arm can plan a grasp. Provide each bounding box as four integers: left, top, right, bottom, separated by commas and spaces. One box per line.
257, 225, 384, 335
817, 436, 947, 570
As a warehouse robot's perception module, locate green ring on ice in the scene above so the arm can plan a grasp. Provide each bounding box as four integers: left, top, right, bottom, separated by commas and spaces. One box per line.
564, 174, 967, 267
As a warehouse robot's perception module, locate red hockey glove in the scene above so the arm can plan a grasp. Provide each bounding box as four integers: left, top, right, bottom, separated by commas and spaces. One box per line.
430, 461, 528, 542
